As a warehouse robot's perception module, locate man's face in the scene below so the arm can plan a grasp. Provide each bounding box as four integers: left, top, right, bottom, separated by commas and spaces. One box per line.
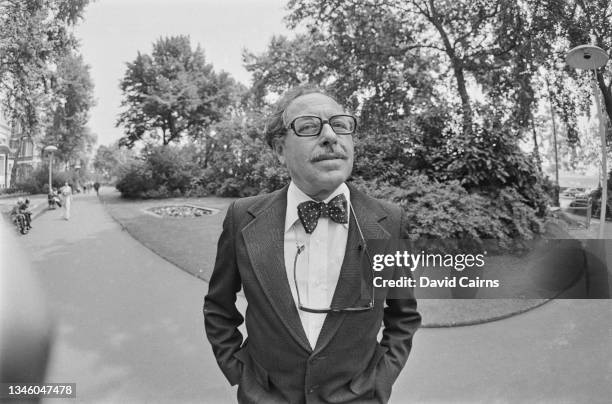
275, 93, 354, 200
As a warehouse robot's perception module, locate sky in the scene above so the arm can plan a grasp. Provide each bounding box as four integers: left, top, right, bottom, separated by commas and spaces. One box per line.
74, 0, 290, 147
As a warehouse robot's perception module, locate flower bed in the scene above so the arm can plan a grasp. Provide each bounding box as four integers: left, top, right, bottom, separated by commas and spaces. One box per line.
147, 205, 215, 218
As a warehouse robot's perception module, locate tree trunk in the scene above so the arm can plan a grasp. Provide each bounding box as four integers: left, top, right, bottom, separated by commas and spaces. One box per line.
452, 62, 474, 136
530, 118, 541, 172
596, 71, 612, 130
9, 137, 23, 188
546, 78, 560, 207
166, 114, 177, 145
425, 0, 473, 136
203, 134, 215, 168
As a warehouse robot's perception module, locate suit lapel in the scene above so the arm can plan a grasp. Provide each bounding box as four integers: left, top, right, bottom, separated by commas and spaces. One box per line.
313, 185, 391, 354
241, 187, 312, 353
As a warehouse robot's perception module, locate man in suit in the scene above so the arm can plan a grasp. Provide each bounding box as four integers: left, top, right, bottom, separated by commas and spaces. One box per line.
204, 86, 421, 403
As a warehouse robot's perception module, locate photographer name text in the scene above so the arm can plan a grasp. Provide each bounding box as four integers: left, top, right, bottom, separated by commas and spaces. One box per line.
372, 251, 500, 288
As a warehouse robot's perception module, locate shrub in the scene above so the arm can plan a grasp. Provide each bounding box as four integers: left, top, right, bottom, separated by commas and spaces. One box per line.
352, 174, 543, 250
183, 185, 209, 198
114, 114, 291, 199
0, 187, 23, 196
217, 178, 246, 197
115, 161, 154, 198
115, 145, 203, 198
430, 121, 550, 217
201, 113, 289, 196
13, 167, 71, 194
355, 109, 550, 218
14, 177, 42, 194
144, 146, 195, 194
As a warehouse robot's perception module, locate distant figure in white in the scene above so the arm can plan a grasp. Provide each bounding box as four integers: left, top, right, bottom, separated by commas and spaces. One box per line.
60, 182, 72, 220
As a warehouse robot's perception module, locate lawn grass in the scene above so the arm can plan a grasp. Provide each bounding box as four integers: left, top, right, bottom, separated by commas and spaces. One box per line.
99, 188, 235, 282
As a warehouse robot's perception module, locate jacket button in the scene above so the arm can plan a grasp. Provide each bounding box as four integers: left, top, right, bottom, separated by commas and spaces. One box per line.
308, 385, 319, 393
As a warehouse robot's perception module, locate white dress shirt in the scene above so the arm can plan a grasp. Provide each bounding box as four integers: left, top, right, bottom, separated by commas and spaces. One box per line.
284, 181, 350, 349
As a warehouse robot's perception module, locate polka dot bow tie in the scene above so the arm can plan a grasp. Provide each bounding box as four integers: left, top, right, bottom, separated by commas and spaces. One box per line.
297, 194, 348, 234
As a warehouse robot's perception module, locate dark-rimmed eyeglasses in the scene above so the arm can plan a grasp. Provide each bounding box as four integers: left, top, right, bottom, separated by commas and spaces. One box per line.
288, 115, 357, 137
292, 208, 374, 314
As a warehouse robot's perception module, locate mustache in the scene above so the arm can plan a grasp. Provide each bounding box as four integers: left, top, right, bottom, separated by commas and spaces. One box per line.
311, 151, 348, 162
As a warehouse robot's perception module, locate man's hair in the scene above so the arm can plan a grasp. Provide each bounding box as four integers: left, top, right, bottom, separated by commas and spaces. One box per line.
263, 85, 340, 148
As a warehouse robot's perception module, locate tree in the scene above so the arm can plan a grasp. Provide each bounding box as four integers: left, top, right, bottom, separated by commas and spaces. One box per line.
244, 0, 559, 225
553, 0, 612, 125
526, 1, 612, 147
245, 4, 437, 129
204, 112, 288, 195
117, 36, 244, 148
0, 0, 90, 187
93, 142, 137, 180
42, 53, 96, 163
283, 0, 553, 136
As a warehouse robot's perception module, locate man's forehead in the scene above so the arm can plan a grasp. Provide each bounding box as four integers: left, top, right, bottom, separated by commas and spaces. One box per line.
285, 93, 344, 118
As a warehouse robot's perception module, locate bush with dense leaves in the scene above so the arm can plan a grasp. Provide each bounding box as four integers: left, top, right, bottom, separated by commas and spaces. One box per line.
115, 161, 154, 198
115, 145, 205, 198
191, 113, 289, 197
351, 175, 543, 250
355, 108, 550, 219
144, 146, 197, 194
353, 108, 448, 185
13, 167, 71, 194
114, 115, 290, 198
430, 122, 549, 217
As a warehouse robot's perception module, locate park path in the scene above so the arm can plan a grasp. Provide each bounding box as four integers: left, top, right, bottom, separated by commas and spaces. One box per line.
22, 192, 236, 403
19, 191, 612, 403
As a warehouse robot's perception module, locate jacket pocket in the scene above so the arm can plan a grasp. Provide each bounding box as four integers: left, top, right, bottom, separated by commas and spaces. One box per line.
349, 344, 388, 396
234, 345, 271, 391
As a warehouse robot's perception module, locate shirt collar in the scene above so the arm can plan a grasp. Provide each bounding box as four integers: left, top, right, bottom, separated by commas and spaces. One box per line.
285, 181, 351, 233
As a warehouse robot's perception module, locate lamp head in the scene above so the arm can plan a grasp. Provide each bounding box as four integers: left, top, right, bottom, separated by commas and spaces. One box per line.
566, 45, 609, 70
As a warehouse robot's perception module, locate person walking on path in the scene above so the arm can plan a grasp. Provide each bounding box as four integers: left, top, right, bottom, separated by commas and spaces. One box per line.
93, 182, 100, 196
60, 182, 73, 220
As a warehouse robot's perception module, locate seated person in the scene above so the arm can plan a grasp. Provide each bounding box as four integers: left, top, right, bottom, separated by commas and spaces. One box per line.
49, 188, 62, 207
9, 198, 27, 228
19, 198, 32, 229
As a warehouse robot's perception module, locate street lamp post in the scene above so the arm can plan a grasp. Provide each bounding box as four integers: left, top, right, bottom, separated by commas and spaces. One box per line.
566, 45, 609, 238
43, 145, 58, 193
74, 163, 81, 192
0, 145, 10, 189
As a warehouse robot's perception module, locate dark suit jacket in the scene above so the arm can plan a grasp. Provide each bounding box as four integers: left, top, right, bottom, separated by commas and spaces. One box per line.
204, 184, 421, 404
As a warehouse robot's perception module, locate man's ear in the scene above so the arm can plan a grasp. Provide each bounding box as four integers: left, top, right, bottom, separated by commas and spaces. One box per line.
272, 137, 286, 165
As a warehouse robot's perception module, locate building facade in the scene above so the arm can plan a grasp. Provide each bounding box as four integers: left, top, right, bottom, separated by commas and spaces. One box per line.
0, 109, 41, 189
0, 112, 12, 189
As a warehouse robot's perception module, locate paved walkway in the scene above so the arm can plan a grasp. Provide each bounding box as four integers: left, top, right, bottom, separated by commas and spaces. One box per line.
17, 192, 612, 403
22, 193, 235, 403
